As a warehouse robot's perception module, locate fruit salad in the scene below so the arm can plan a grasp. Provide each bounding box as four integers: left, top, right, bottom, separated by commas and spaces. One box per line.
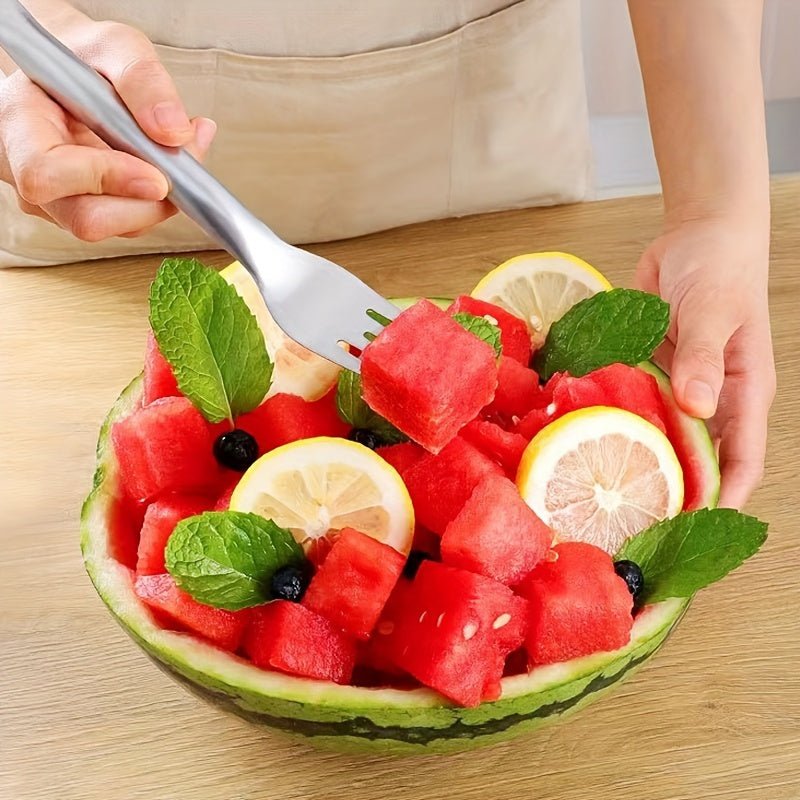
85, 252, 768, 735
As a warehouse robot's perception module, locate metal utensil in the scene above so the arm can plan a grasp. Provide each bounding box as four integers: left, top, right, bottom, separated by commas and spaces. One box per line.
0, 0, 398, 371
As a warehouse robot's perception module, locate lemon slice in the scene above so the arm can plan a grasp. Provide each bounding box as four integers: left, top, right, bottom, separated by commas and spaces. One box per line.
230, 437, 415, 562
471, 252, 612, 349
221, 261, 341, 401
517, 406, 684, 555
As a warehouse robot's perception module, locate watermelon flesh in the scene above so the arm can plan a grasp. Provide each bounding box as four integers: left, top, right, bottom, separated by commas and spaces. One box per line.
440, 475, 552, 586
403, 436, 505, 535
143, 332, 180, 405
243, 601, 357, 684
518, 542, 634, 666
236, 390, 350, 454
377, 561, 528, 706
136, 494, 213, 575
361, 300, 498, 454
134, 573, 249, 652
448, 295, 532, 365
112, 396, 221, 502
459, 419, 528, 478
302, 528, 405, 640
483, 356, 542, 423
376, 442, 424, 478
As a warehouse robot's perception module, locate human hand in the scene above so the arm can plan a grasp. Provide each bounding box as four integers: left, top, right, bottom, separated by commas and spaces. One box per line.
0, 17, 216, 241
635, 216, 775, 509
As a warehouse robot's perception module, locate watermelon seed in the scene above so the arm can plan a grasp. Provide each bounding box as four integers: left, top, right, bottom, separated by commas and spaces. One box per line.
377, 620, 395, 636
492, 614, 511, 630
436, 613, 445, 628
418, 611, 427, 623
546, 402, 557, 415
482, 314, 499, 326
462, 622, 478, 641
545, 549, 559, 563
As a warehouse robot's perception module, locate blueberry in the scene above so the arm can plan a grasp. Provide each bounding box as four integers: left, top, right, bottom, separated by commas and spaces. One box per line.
349, 428, 384, 450
614, 560, 645, 602
213, 429, 259, 472
270, 563, 313, 603
403, 550, 433, 580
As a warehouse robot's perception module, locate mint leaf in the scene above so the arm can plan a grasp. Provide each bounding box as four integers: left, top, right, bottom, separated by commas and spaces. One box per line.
616, 509, 768, 604
453, 312, 503, 357
149, 258, 273, 423
336, 370, 407, 444
534, 288, 669, 380
165, 511, 304, 610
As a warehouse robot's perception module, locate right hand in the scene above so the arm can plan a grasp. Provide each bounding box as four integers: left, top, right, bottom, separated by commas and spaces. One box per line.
0, 18, 216, 241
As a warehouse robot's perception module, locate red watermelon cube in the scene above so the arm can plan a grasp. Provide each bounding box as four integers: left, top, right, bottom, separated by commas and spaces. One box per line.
143, 332, 180, 405
484, 356, 542, 423
361, 300, 498, 454
136, 494, 213, 575
518, 542, 634, 666
302, 528, 405, 640
242, 601, 357, 684
112, 397, 221, 502
441, 475, 552, 586
376, 442, 424, 478
403, 436, 504, 535
134, 573, 249, 651
459, 419, 528, 478
448, 295, 532, 365
377, 561, 528, 706
236, 390, 351, 453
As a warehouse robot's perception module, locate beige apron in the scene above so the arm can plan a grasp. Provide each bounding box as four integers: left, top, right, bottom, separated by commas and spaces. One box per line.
0, 0, 591, 267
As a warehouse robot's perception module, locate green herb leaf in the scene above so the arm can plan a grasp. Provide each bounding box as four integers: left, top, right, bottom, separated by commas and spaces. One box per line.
336, 370, 407, 444
534, 288, 669, 380
165, 511, 304, 610
452, 312, 503, 357
616, 508, 768, 604
149, 258, 273, 423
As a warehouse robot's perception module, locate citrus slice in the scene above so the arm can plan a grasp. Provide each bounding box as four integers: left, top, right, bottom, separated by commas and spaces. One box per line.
229, 437, 414, 563
517, 406, 684, 555
221, 261, 341, 401
471, 252, 612, 349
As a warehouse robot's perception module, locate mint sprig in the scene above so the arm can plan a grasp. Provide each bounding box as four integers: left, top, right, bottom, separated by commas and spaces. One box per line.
165, 511, 304, 610
453, 312, 503, 357
336, 370, 407, 444
616, 508, 768, 604
149, 258, 273, 424
534, 289, 669, 380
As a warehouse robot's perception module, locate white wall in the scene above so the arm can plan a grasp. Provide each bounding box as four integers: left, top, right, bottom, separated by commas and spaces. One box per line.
582, 0, 800, 194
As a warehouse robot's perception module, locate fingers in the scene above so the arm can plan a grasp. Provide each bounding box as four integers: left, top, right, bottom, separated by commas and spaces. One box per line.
80, 22, 194, 147
670, 293, 742, 419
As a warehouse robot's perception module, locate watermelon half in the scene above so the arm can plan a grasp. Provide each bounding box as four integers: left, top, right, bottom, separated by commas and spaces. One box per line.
81, 303, 719, 756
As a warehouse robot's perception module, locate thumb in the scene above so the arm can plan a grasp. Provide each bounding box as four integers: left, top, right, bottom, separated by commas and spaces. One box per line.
671, 296, 739, 419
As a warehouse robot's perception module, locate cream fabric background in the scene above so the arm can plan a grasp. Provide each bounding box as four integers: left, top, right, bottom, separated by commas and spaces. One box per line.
0, 0, 592, 267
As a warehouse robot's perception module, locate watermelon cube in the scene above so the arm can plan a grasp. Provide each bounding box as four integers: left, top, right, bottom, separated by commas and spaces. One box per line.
441, 475, 552, 586
143, 332, 180, 405
112, 397, 221, 502
448, 295, 532, 365
242, 601, 357, 684
403, 436, 504, 535
361, 300, 498, 453
134, 573, 249, 651
376, 442, 424, 478
377, 561, 528, 706
518, 542, 634, 666
459, 419, 528, 478
136, 494, 213, 575
236, 390, 351, 454
302, 528, 405, 639
484, 356, 542, 423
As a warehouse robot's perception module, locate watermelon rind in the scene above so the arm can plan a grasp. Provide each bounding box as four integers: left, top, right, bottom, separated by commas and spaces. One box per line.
81, 337, 720, 756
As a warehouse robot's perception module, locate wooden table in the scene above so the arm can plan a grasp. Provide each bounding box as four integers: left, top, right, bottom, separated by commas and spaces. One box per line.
2, 180, 799, 800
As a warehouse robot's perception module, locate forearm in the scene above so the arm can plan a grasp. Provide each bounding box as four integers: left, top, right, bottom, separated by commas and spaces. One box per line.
628, 0, 769, 233
0, 1, 88, 73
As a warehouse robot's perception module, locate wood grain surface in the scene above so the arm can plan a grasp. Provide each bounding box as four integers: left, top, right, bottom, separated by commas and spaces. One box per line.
2, 180, 798, 800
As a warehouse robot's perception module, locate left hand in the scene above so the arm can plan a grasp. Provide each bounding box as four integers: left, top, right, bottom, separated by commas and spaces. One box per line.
635, 215, 775, 509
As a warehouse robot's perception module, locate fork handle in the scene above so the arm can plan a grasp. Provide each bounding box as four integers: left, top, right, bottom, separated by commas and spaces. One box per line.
0, 0, 281, 262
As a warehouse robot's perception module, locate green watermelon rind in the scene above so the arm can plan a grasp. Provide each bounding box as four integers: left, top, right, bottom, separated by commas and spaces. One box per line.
80, 343, 719, 756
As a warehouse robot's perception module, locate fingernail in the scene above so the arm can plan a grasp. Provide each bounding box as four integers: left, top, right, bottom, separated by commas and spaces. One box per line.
153, 101, 190, 133
685, 379, 716, 417
128, 178, 168, 201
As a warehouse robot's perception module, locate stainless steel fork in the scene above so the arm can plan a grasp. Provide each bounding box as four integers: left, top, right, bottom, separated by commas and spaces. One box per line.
0, 0, 399, 372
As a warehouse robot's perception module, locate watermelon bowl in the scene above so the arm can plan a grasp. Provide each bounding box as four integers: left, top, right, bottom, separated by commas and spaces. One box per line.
81, 290, 720, 756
